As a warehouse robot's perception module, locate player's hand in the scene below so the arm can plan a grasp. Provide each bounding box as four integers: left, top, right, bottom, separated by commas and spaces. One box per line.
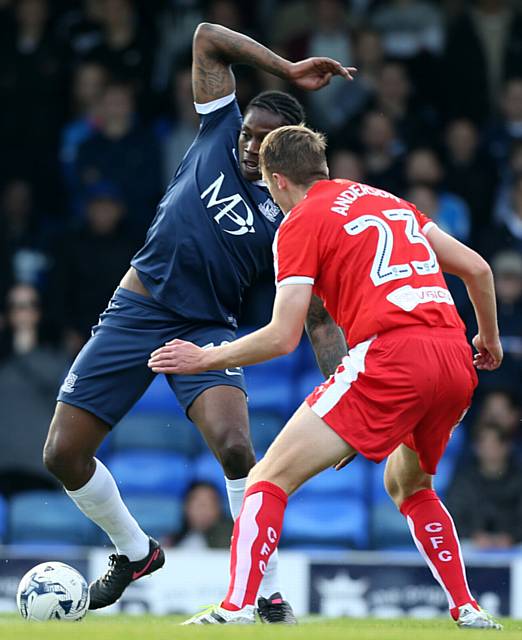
148, 339, 210, 375
472, 334, 503, 371
288, 58, 357, 91
333, 452, 358, 471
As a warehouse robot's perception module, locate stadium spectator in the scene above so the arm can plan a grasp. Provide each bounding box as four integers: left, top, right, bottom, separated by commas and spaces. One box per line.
444, 1, 522, 123
405, 148, 471, 242
0, 0, 66, 211
446, 422, 522, 549
56, 0, 105, 59
47, 184, 136, 353
284, 0, 353, 131
444, 118, 498, 234
477, 389, 521, 439
159, 63, 200, 188
479, 173, 522, 258
329, 149, 365, 183
0, 284, 66, 497
486, 77, 522, 168
357, 111, 404, 193
60, 61, 109, 193
370, 61, 438, 148
325, 28, 383, 129
460, 250, 522, 396
0, 179, 49, 287
152, 1, 203, 94
74, 81, 162, 233
88, 0, 154, 99
491, 251, 522, 387
371, 0, 444, 59
494, 140, 522, 224
168, 482, 232, 550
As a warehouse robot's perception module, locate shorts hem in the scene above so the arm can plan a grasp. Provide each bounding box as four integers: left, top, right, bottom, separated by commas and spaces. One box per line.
182, 381, 248, 419
307, 400, 381, 460
57, 397, 116, 428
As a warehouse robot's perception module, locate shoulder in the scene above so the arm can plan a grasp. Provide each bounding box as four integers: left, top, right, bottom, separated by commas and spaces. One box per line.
195, 93, 242, 135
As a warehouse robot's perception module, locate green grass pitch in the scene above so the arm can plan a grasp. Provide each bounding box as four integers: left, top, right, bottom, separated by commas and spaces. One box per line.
1, 614, 520, 640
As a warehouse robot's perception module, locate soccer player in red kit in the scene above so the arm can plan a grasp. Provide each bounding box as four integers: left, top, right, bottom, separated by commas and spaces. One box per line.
148, 126, 503, 629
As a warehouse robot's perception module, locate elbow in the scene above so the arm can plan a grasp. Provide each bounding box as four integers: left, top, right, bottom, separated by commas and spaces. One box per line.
193, 22, 214, 47
466, 255, 492, 281
272, 332, 300, 357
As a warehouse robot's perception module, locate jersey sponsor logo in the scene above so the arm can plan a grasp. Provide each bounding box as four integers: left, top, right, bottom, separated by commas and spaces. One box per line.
201, 172, 255, 236
386, 285, 454, 312
61, 371, 78, 394
331, 183, 401, 216
258, 198, 280, 223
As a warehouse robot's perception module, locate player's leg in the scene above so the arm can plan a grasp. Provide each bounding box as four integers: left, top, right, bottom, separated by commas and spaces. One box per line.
43, 288, 177, 608
384, 444, 501, 629
187, 385, 290, 619
168, 321, 290, 617
184, 402, 355, 624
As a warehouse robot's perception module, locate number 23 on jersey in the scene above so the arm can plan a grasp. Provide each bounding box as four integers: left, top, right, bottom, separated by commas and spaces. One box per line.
344, 208, 439, 287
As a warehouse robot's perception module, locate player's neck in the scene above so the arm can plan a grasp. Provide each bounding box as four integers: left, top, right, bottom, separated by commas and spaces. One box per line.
284, 180, 319, 213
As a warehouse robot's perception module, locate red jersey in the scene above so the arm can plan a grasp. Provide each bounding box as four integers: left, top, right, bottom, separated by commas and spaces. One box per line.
274, 179, 465, 346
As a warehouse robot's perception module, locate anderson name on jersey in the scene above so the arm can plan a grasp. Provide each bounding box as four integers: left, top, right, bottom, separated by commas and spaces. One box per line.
132, 93, 283, 328
274, 179, 465, 347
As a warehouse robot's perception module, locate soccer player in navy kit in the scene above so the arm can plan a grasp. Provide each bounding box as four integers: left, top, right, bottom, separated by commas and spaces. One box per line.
42, 23, 354, 620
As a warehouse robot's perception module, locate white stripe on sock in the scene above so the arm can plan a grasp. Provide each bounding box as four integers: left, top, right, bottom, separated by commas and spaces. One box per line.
229, 492, 263, 608
440, 501, 473, 601
406, 514, 455, 609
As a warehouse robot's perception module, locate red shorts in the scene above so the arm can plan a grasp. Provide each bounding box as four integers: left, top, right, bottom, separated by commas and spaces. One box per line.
306, 326, 477, 475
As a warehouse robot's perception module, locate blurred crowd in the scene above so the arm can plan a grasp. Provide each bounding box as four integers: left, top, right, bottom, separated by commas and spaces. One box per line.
0, 0, 521, 549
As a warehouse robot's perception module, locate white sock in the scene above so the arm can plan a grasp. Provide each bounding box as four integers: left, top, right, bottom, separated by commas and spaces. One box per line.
66, 458, 149, 561
225, 475, 281, 599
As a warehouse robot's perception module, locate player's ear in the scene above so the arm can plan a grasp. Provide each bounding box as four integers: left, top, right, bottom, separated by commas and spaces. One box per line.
274, 173, 287, 190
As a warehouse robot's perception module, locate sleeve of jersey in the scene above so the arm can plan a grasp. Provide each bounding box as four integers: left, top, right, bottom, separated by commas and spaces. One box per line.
194, 93, 242, 135
411, 204, 436, 235
274, 213, 319, 288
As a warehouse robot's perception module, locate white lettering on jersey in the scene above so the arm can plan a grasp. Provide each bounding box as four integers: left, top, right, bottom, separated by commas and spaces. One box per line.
387, 285, 455, 312
259, 198, 280, 223
344, 209, 439, 287
201, 172, 255, 236
61, 371, 78, 394
331, 183, 401, 216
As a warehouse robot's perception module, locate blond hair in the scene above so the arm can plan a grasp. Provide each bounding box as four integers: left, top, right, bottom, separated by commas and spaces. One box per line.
259, 125, 328, 186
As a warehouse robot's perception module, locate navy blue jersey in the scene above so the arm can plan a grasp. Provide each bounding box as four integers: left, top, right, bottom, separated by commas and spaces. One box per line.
131, 93, 283, 328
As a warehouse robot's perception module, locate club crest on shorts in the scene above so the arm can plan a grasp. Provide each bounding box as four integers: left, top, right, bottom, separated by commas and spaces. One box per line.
61, 372, 78, 394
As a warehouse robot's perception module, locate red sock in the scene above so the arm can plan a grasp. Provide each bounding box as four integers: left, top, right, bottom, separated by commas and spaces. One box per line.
400, 489, 479, 620
222, 481, 287, 611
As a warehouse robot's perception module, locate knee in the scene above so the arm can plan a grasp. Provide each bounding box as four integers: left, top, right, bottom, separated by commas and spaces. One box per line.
42, 438, 70, 481
384, 470, 432, 510
215, 431, 256, 479
43, 429, 89, 486
384, 472, 403, 508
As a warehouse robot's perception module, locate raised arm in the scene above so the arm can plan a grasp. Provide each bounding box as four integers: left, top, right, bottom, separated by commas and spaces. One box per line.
426, 225, 502, 370
305, 295, 347, 378
192, 22, 356, 104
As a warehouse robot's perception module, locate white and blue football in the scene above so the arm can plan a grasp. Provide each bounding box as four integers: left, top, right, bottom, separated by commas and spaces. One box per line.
16, 562, 90, 621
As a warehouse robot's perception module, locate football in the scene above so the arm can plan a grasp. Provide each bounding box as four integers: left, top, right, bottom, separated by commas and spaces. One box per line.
16, 562, 90, 621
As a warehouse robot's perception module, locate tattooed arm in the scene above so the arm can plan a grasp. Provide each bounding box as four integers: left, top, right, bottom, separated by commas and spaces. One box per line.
192, 22, 355, 104
305, 295, 347, 378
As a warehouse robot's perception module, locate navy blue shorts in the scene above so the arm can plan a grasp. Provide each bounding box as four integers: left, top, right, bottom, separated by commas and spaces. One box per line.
57, 288, 246, 426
